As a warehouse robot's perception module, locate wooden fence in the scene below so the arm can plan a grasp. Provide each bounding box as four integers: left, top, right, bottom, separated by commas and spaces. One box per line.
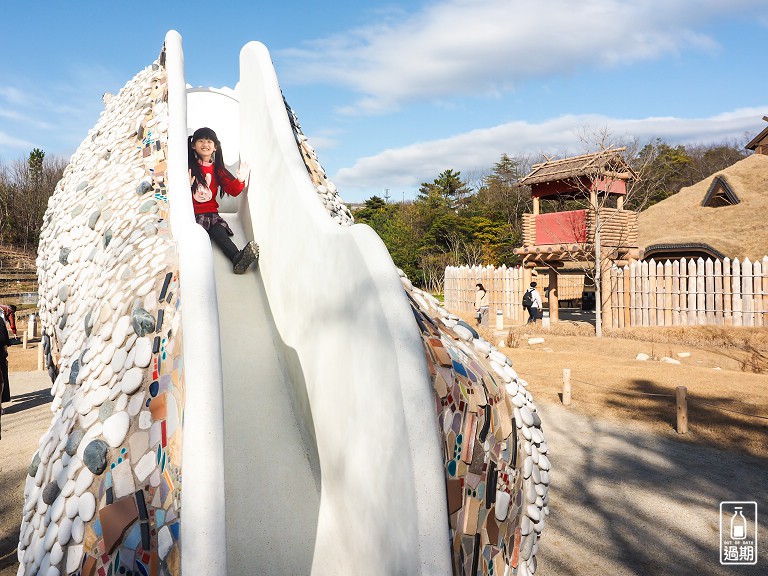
444, 265, 527, 322
445, 255, 768, 328
606, 256, 768, 328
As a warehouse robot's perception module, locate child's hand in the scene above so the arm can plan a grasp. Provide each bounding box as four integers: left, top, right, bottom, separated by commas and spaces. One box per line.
188, 168, 194, 186
236, 161, 250, 183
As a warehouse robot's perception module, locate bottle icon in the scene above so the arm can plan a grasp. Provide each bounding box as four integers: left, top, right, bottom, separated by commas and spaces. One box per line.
731, 507, 747, 540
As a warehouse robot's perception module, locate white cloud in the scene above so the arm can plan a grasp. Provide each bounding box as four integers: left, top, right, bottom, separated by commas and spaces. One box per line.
0, 86, 29, 106
301, 133, 340, 153
0, 130, 35, 154
280, 0, 760, 114
333, 106, 767, 196
0, 66, 119, 158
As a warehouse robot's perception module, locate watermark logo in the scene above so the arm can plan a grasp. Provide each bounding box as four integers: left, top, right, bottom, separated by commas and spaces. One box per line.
720, 501, 757, 565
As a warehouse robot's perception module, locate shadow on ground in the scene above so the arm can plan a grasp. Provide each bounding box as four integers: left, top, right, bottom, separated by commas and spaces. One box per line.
536, 401, 767, 575
604, 379, 768, 459
4, 388, 53, 415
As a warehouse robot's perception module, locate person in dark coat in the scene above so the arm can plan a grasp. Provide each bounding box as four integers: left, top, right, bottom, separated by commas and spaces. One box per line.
0, 317, 9, 413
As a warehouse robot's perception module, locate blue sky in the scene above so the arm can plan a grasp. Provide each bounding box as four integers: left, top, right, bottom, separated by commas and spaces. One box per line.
1, 0, 766, 203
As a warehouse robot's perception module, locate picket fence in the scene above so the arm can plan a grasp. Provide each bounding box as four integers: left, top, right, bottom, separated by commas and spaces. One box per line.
444, 265, 527, 322
606, 256, 768, 328
445, 256, 768, 328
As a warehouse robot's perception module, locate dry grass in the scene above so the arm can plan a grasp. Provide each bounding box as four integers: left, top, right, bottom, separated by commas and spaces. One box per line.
0, 246, 36, 270
506, 330, 768, 461
454, 312, 768, 460
6, 341, 43, 372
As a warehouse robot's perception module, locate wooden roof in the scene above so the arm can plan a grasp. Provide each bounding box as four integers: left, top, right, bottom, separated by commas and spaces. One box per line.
745, 116, 768, 151
638, 154, 768, 260
519, 147, 637, 186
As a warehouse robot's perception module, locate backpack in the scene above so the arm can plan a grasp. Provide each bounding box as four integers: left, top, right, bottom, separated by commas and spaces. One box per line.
522, 289, 533, 307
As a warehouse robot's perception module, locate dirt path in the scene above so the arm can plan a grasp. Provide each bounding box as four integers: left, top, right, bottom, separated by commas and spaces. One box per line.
0, 370, 53, 575
535, 399, 768, 575
1, 367, 766, 575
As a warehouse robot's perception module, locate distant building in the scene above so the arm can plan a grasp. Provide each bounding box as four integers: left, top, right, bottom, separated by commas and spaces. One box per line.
515, 147, 640, 321
746, 115, 768, 155
638, 154, 768, 262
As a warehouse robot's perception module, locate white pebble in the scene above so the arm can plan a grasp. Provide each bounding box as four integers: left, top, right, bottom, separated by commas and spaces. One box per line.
78, 491, 96, 522
120, 367, 144, 395
74, 468, 93, 496
103, 411, 130, 447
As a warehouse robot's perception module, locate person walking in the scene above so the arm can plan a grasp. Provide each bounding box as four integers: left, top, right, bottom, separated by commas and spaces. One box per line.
474, 283, 489, 326
523, 282, 543, 324
0, 314, 10, 415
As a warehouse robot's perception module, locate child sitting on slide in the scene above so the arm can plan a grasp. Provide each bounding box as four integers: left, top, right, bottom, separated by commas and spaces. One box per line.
188, 126, 259, 274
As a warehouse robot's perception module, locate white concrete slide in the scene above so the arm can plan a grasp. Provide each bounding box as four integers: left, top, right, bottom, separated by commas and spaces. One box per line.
164, 31, 450, 575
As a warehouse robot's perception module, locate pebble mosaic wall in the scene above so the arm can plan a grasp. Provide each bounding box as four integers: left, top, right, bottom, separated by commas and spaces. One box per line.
19, 47, 186, 576
284, 99, 354, 226
403, 276, 549, 576
19, 39, 547, 576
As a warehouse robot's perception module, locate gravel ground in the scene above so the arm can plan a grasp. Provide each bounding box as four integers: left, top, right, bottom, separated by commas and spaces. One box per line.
535, 400, 768, 576
0, 371, 766, 575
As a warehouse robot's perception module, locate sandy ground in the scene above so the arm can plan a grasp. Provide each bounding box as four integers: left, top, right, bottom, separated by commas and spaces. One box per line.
1, 338, 767, 575
0, 367, 53, 575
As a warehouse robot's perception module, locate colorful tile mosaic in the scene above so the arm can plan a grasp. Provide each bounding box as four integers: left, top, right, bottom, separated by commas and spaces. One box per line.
19, 44, 186, 576
403, 277, 549, 575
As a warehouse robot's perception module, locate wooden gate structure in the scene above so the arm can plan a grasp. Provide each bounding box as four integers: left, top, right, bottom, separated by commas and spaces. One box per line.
513, 148, 639, 322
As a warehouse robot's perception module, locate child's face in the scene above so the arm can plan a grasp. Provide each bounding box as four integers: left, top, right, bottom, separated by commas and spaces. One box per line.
193, 137, 217, 162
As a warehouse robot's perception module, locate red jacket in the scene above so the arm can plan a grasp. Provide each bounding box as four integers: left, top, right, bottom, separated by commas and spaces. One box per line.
192, 163, 245, 215
0, 305, 16, 337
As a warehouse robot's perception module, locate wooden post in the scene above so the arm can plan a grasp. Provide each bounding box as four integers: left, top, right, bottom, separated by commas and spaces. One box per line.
732, 258, 742, 327
743, 258, 753, 327
723, 257, 732, 325
688, 259, 697, 325
654, 260, 663, 326
623, 266, 631, 328
38, 341, 44, 371
664, 260, 673, 326
676, 386, 688, 434
22, 330, 28, 350
714, 258, 724, 325
705, 258, 715, 325
562, 369, 571, 405
601, 253, 611, 330
672, 259, 681, 326
754, 259, 763, 328
641, 260, 649, 326
548, 268, 559, 322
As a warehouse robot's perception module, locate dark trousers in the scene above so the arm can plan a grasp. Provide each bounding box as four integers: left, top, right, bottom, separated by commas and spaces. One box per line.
526, 306, 539, 324
1, 348, 9, 403
208, 223, 239, 262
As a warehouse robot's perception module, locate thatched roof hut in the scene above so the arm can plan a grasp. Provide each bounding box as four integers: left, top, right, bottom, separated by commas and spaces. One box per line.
520, 148, 637, 197
638, 154, 768, 261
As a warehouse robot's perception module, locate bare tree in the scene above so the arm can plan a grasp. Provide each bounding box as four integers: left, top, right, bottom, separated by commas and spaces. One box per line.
0, 151, 65, 251
419, 252, 451, 294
